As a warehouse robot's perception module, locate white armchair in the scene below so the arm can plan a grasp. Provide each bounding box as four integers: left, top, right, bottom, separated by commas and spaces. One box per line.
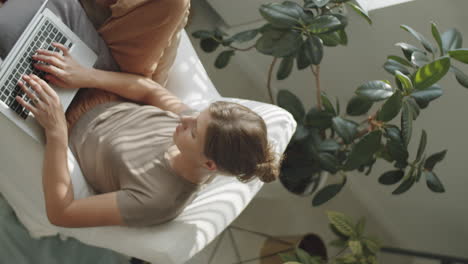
0, 3, 297, 263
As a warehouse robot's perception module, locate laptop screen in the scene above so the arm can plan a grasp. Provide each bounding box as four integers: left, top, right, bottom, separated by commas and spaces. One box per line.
0, 0, 46, 64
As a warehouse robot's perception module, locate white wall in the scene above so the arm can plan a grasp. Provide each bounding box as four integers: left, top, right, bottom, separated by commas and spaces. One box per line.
188, 0, 468, 260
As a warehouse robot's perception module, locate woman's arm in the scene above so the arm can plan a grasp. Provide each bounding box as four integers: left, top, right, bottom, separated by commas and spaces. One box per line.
33, 43, 191, 115
83, 68, 190, 115
44, 136, 124, 227
16, 74, 125, 227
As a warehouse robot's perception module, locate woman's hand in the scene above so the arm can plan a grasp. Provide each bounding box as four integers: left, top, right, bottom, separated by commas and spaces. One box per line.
32, 42, 91, 89
16, 74, 68, 140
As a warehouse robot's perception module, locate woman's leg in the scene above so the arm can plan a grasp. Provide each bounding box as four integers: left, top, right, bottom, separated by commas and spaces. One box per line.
97, 0, 190, 80
66, 0, 190, 132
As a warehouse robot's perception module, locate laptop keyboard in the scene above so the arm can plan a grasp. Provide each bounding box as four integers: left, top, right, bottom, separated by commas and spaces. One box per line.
0, 19, 73, 119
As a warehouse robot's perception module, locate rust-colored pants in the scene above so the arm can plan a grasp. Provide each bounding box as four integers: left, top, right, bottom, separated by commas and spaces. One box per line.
66, 0, 190, 132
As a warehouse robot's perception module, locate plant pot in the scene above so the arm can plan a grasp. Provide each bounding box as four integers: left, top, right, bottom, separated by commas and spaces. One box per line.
259, 233, 327, 264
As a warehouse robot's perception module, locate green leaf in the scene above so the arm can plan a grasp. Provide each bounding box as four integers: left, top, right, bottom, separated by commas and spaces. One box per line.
441, 28, 463, 52
200, 38, 220, 53
308, 15, 343, 34
384, 126, 402, 142
312, 0, 331, 8
280, 166, 319, 195
410, 84, 443, 109
214, 50, 235, 69
450, 66, 468, 88
292, 124, 309, 142
415, 130, 427, 163
332, 117, 359, 144
363, 238, 381, 254
229, 29, 259, 43
277, 56, 295, 80
338, 29, 348, 45
386, 139, 409, 165
296, 247, 312, 264
356, 217, 366, 236
378, 170, 404, 185
335, 97, 341, 115
392, 175, 415, 195
387, 55, 412, 67
448, 48, 468, 64
321, 92, 336, 115
326, 210, 355, 237
356, 80, 393, 101
312, 183, 344, 206
406, 97, 420, 120
415, 157, 425, 182
424, 171, 446, 193
256, 28, 302, 57
192, 30, 213, 39
411, 51, 430, 68
424, 150, 447, 170
318, 31, 342, 47
297, 41, 312, 70
318, 139, 341, 152
384, 59, 410, 75
413, 56, 451, 90
259, 3, 301, 28
400, 25, 434, 53
278, 253, 298, 263
349, 240, 363, 255
343, 131, 382, 171
431, 22, 444, 56
401, 101, 413, 147
346, 96, 373, 116
395, 42, 427, 61
305, 107, 334, 129
395, 71, 414, 93
329, 239, 348, 249
214, 28, 227, 39
377, 90, 403, 122
280, 253, 299, 263
318, 152, 339, 174
346, 2, 372, 25
277, 90, 306, 122
304, 35, 324, 65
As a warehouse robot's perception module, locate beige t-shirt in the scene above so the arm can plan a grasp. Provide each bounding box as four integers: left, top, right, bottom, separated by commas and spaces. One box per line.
69, 101, 201, 227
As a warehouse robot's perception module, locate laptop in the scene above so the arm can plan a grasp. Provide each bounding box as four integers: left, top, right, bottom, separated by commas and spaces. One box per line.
0, 0, 97, 143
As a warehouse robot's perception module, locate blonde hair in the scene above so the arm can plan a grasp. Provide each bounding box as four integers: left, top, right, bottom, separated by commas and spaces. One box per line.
203, 101, 282, 183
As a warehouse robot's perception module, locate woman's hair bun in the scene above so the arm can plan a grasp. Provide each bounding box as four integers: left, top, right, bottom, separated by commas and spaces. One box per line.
254, 145, 283, 183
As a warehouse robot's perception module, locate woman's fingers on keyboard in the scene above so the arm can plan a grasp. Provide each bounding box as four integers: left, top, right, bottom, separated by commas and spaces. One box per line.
32, 54, 65, 69
44, 75, 67, 88
52, 42, 70, 57
33, 63, 66, 79
36, 49, 64, 60
17, 79, 38, 114
30, 74, 58, 100
23, 75, 49, 102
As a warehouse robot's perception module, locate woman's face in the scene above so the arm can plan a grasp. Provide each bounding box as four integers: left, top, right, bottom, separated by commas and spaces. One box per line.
173, 108, 215, 169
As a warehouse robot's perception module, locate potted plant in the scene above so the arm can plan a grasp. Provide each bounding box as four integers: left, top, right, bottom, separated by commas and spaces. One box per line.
191, 0, 468, 206
259, 211, 380, 264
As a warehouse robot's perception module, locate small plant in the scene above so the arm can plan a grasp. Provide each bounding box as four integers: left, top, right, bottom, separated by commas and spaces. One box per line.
280, 211, 380, 264
192, 0, 468, 206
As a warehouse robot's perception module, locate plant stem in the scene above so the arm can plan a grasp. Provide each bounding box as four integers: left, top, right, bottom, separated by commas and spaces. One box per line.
326, 246, 348, 264
311, 65, 322, 110
267, 57, 278, 104
229, 44, 256, 52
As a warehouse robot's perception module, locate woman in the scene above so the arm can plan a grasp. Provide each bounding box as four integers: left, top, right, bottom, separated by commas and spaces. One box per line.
14, 0, 281, 227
